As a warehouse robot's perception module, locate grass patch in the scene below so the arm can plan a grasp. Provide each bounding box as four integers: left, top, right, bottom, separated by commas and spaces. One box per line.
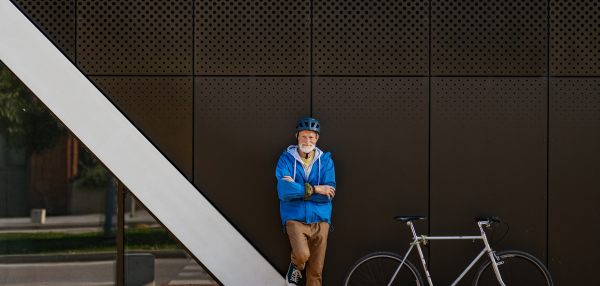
125, 228, 180, 251
0, 228, 181, 255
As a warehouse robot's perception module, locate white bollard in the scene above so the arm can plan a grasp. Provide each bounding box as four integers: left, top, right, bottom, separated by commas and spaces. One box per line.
125, 253, 155, 286
31, 209, 46, 224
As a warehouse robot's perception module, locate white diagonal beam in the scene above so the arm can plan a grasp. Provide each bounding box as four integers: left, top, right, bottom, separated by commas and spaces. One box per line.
0, 2, 283, 285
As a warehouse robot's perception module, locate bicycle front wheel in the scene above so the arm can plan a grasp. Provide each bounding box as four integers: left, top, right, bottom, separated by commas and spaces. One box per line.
343, 251, 424, 286
472, 250, 552, 286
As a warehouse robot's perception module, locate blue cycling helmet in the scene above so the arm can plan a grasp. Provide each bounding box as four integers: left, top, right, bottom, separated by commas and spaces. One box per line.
296, 117, 321, 134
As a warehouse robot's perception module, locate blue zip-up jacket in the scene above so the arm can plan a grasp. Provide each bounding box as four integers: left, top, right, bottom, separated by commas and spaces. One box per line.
276, 145, 336, 226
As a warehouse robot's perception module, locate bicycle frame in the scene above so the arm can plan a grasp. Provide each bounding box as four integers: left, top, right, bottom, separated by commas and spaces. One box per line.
387, 221, 506, 286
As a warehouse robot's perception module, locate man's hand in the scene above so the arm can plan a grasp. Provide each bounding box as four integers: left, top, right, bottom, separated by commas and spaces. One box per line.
281, 176, 335, 199
313, 185, 336, 199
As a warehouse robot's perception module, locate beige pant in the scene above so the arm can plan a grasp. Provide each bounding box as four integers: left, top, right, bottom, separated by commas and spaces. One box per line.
286, 220, 329, 286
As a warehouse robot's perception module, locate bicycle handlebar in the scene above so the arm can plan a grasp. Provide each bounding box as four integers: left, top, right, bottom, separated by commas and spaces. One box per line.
476, 215, 500, 223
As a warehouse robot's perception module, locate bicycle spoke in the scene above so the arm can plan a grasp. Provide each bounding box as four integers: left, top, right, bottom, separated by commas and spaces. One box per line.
359, 260, 380, 285
376, 257, 386, 284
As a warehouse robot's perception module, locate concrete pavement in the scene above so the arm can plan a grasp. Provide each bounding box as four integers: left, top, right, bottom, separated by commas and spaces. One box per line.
0, 258, 218, 286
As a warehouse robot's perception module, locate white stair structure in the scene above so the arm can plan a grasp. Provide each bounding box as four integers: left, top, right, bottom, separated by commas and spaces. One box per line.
0, 2, 284, 285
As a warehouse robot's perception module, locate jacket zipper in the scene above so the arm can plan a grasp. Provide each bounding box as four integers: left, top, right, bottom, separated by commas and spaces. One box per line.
290, 150, 323, 223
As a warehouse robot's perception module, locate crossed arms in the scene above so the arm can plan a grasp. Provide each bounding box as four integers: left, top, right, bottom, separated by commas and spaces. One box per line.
276, 157, 336, 202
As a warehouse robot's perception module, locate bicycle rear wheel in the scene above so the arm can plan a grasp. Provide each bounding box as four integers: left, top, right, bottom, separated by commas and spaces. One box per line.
472, 250, 552, 286
343, 251, 424, 286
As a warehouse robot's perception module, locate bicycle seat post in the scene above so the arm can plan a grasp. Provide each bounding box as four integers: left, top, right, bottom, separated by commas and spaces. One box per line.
408, 222, 418, 240
407, 221, 433, 285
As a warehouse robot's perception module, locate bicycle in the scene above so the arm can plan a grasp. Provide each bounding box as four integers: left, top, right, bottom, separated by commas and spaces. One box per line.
343, 216, 552, 286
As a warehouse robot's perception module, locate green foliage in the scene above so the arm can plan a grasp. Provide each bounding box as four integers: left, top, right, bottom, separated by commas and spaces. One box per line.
0, 62, 65, 155
78, 163, 110, 188
0, 228, 180, 255
72, 145, 111, 187
0, 231, 116, 254
125, 228, 182, 251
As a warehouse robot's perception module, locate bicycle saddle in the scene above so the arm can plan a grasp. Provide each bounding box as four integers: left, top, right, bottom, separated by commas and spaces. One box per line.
394, 216, 427, 223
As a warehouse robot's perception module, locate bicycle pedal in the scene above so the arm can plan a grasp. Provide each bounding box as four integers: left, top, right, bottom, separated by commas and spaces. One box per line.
496, 261, 504, 266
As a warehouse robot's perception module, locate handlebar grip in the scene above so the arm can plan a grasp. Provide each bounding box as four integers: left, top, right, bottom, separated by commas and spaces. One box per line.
490, 215, 500, 223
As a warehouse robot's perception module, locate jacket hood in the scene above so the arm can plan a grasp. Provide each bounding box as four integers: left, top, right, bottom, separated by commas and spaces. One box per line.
286, 145, 325, 162
285, 145, 330, 183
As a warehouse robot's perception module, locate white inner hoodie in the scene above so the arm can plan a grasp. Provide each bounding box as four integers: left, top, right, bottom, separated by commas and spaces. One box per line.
286, 145, 323, 185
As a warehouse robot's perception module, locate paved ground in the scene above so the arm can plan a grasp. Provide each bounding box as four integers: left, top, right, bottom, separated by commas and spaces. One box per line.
0, 260, 114, 285
0, 211, 218, 285
156, 259, 217, 286
0, 258, 217, 286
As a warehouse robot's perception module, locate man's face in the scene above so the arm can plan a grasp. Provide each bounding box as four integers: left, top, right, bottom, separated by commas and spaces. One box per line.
297, 130, 319, 153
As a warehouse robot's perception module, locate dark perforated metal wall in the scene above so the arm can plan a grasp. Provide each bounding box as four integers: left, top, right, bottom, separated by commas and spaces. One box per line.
194, 1, 310, 75
549, 78, 600, 285
313, 0, 429, 75
90, 76, 194, 179
11, 0, 76, 62
431, 0, 548, 75
77, 1, 194, 75
193, 77, 311, 274
10, 0, 600, 284
430, 77, 548, 284
313, 77, 429, 284
550, 0, 599, 75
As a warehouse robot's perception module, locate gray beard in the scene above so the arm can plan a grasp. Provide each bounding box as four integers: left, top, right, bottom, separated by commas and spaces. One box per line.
299, 144, 315, 154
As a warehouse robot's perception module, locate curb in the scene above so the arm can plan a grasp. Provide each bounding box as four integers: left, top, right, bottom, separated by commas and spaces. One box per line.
0, 250, 188, 264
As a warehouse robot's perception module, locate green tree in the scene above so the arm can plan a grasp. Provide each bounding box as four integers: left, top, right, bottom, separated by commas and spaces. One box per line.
0, 62, 65, 155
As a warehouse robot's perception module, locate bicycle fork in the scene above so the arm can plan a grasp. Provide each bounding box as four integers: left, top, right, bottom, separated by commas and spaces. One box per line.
478, 222, 507, 286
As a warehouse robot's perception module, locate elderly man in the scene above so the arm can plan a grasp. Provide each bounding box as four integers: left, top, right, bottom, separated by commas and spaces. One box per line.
276, 117, 336, 286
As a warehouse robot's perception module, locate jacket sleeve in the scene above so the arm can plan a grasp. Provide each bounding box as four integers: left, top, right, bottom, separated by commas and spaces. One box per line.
309, 157, 336, 203
276, 155, 305, 201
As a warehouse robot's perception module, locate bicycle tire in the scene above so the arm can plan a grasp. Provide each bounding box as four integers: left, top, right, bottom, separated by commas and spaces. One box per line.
343, 251, 424, 286
472, 250, 553, 286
